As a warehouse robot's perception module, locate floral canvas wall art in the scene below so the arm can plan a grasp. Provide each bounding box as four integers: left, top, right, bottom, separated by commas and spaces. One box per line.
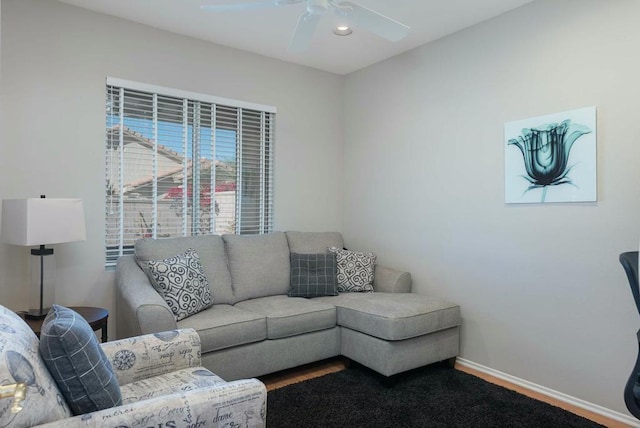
504, 106, 597, 204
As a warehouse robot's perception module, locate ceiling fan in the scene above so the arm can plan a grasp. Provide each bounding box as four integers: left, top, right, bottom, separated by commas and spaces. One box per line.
201, 0, 410, 53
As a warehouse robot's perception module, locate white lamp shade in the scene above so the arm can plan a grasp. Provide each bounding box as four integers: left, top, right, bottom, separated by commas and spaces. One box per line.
1, 198, 86, 246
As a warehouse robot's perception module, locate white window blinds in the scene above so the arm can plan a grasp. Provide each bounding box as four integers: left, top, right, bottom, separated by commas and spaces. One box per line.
105, 78, 275, 269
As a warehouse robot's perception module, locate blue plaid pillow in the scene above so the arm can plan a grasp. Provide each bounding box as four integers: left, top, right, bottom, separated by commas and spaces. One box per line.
39, 305, 122, 415
288, 252, 338, 298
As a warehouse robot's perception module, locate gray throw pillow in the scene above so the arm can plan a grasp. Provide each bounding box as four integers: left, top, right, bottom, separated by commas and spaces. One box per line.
145, 248, 213, 321
39, 305, 122, 415
289, 252, 338, 298
327, 246, 376, 292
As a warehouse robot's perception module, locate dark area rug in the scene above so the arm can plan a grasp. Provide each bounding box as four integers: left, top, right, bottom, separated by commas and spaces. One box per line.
266, 363, 604, 427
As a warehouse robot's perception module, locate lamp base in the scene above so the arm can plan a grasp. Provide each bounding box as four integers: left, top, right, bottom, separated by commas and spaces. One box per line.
24, 308, 50, 320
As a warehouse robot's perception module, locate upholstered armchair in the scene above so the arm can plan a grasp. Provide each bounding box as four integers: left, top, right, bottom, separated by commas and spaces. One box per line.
0, 305, 266, 427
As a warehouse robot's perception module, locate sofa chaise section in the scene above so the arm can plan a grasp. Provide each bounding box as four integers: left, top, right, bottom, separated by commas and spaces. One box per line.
316, 292, 460, 376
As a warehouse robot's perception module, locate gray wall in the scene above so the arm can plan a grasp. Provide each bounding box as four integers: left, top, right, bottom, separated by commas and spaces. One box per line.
0, 0, 343, 330
343, 0, 640, 416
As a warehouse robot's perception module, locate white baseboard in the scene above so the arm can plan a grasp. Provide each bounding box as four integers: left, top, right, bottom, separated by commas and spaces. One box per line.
456, 357, 639, 427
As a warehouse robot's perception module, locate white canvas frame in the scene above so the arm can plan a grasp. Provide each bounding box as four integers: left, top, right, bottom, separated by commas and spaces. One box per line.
504, 106, 597, 204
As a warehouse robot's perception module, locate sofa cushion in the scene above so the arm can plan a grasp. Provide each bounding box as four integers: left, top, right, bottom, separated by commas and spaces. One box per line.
178, 304, 266, 353
135, 235, 235, 305
328, 247, 376, 292
39, 305, 122, 415
289, 252, 338, 298
0, 305, 72, 426
286, 231, 344, 254
223, 232, 290, 302
145, 249, 212, 321
120, 367, 226, 404
234, 295, 336, 339
315, 293, 460, 341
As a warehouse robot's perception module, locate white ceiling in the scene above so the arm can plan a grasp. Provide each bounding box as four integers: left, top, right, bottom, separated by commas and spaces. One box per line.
57, 0, 535, 75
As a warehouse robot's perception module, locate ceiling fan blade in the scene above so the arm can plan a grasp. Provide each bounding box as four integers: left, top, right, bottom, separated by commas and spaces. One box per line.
201, 1, 279, 13
340, 1, 409, 41
288, 12, 321, 53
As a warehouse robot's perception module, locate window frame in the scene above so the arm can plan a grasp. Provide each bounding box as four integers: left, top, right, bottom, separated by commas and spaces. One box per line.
104, 77, 276, 269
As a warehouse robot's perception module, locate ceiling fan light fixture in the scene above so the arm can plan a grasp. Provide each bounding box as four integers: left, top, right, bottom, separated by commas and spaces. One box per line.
333, 25, 352, 36
202, 0, 409, 51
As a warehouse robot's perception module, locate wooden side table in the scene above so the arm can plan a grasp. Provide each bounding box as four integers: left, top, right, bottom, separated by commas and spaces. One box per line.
19, 306, 109, 342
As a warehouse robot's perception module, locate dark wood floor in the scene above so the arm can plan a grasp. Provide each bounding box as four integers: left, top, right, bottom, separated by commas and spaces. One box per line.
259, 357, 630, 428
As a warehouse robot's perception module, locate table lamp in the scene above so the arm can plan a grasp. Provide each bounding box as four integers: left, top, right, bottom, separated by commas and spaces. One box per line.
1, 196, 86, 319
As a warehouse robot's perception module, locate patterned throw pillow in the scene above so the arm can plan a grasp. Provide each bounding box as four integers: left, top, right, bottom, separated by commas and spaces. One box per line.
288, 252, 338, 298
327, 247, 376, 292
39, 305, 122, 415
146, 248, 213, 321
0, 305, 72, 426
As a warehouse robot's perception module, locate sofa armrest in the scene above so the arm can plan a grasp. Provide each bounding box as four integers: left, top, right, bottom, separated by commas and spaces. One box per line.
100, 328, 201, 386
36, 378, 267, 428
116, 255, 177, 338
373, 265, 412, 293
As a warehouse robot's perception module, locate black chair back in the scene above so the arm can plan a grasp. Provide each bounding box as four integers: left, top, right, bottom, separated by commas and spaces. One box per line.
620, 251, 640, 314
619, 251, 640, 419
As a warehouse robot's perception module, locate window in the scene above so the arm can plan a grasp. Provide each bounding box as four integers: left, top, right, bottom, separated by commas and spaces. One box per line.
105, 78, 275, 269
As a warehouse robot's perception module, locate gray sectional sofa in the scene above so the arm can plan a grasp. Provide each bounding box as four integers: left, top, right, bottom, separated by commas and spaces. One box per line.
115, 231, 461, 380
